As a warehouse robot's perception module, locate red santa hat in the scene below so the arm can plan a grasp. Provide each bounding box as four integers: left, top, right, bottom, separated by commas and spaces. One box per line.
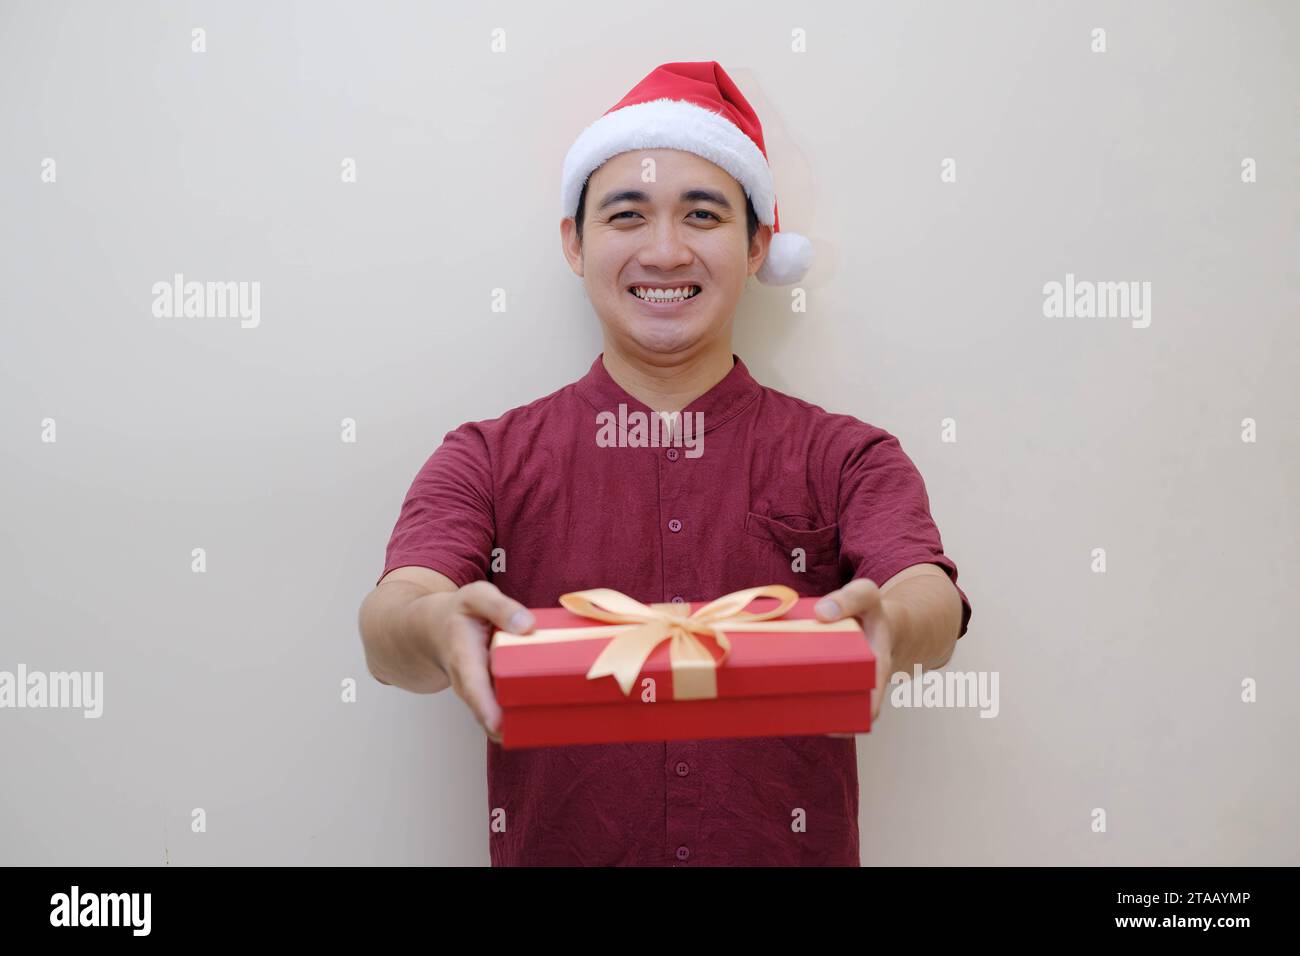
561, 61, 812, 286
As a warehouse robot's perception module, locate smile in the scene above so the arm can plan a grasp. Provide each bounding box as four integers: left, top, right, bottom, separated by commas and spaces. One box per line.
627, 285, 702, 306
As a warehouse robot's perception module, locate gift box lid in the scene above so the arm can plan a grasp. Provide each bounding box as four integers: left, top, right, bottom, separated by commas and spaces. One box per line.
490, 595, 875, 707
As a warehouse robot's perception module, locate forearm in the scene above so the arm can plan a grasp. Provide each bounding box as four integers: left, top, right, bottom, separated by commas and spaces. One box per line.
880, 572, 963, 675
358, 582, 453, 694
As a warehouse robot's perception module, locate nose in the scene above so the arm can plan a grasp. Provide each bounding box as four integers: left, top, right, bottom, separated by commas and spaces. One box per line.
635, 217, 695, 273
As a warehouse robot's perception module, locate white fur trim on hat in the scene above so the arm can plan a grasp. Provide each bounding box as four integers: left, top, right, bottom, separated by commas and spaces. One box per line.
561, 97, 776, 225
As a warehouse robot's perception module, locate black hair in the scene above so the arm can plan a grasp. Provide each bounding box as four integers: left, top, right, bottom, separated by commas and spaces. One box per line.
573, 177, 760, 247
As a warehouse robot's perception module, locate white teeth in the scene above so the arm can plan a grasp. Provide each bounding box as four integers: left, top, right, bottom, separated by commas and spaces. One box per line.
631, 286, 699, 301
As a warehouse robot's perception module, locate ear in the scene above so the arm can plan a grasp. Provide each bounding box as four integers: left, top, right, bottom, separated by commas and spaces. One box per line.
747, 223, 773, 279
560, 217, 584, 277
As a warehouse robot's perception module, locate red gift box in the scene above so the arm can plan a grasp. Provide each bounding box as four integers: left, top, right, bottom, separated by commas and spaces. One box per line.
489, 585, 876, 749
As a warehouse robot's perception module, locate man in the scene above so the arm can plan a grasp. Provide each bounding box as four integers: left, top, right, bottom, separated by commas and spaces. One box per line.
358, 61, 972, 866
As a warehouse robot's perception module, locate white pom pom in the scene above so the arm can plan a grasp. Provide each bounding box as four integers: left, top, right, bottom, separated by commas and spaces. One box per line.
755, 231, 813, 286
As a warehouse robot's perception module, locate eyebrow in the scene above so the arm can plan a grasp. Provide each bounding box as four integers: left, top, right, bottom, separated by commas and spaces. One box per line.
596, 188, 734, 212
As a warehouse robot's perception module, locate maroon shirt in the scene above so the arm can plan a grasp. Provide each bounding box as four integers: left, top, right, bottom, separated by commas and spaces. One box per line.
379, 353, 971, 866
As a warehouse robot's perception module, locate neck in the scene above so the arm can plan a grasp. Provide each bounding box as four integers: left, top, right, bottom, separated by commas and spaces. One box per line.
600, 341, 735, 414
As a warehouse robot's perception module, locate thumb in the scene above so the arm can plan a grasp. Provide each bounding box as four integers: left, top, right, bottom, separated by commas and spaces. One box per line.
815, 578, 882, 623
457, 581, 535, 636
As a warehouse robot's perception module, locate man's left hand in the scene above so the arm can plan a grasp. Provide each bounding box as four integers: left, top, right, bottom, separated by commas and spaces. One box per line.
814, 578, 894, 727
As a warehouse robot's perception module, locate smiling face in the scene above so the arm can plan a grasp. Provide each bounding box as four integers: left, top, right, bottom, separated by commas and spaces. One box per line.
561, 148, 771, 362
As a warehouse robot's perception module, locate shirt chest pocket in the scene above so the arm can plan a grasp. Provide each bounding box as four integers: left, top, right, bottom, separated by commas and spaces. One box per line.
743, 511, 841, 596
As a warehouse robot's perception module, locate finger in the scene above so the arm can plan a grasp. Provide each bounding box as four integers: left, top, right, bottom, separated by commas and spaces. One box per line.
814, 578, 881, 622
825, 732, 855, 738
445, 624, 503, 736
458, 580, 535, 635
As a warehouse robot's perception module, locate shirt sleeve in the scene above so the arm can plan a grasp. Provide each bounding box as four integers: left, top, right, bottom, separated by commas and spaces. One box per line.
837, 428, 972, 639
376, 423, 495, 588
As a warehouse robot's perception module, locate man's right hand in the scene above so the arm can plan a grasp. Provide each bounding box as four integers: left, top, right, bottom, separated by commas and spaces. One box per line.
360, 570, 535, 744
425, 581, 536, 743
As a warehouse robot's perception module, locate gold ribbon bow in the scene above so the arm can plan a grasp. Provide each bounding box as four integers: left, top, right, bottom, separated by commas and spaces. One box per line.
491, 584, 859, 701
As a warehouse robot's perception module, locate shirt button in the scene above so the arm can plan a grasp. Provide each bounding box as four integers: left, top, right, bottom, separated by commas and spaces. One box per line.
670, 595, 685, 604
675, 761, 689, 776
666, 448, 679, 461
676, 845, 690, 861
668, 518, 682, 533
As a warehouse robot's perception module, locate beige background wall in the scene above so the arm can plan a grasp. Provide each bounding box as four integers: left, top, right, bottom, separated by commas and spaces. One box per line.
1, 0, 1296, 864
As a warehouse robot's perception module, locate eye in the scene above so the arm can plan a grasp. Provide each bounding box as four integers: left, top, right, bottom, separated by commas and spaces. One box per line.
610, 209, 720, 222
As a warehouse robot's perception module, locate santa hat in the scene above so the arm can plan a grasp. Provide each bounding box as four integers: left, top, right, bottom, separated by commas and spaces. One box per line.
561, 61, 812, 286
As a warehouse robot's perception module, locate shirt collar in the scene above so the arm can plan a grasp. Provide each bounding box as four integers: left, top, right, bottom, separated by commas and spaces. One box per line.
576, 352, 761, 435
